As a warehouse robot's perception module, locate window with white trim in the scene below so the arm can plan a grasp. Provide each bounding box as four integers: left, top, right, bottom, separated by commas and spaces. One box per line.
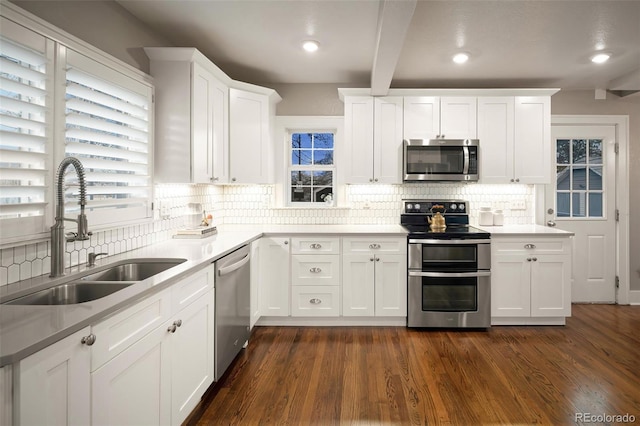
63, 49, 152, 227
288, 131, 335, 205
0, 22, 53, 242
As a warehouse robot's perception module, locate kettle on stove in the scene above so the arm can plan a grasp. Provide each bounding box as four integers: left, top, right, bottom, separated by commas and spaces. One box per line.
427, 204, 446, 230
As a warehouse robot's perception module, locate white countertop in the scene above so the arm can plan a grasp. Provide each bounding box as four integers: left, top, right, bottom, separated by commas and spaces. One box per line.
476, 224, 574, 236
0, 224, 408, 366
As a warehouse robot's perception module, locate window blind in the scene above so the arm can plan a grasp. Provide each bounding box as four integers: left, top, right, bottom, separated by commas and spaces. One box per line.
64, 57, 152, 226
0, 34, 50, 240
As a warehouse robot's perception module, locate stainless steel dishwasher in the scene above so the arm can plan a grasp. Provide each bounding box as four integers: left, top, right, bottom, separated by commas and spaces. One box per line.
214, 244, 251, 380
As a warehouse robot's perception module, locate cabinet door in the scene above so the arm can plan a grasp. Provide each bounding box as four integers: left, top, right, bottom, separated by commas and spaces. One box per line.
171, 290, 215, 426
374, 254, 407, 316
192, 62, 214, 183
344, 96, 374, 183
374, 97, 403, 184
18, 328, 91, 426
211, 76, 229, 183
514, 96, 551, 184
259, 237, 290, 316
91, 323, 171, 426
491, 254, 531, 317
229, 88, 270, 183
342, 254, 375, 316
403, 96, 440, 139
250, 239, 261, 328
530, 254, 571, 317
440, 97, 477, 139
477, 97, 514, 183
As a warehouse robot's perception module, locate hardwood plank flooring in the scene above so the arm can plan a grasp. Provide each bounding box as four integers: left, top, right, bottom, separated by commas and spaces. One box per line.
193, 305, 640, 425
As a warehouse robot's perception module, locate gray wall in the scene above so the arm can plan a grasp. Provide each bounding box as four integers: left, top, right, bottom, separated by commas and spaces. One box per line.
10, 1, 640, 293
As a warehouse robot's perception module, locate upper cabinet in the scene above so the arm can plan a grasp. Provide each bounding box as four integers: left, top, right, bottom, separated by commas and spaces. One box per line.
229, 86, 280, 184
478, 96, 551, 184
145, 48, 229, 184
403, 96, 477, 140
343, 96, 403, 184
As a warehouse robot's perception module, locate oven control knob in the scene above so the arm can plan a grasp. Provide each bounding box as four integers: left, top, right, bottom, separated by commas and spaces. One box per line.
458, 204, 465, 211
406, 203, 413, 211
450, 203, 457, 211
414, 203, 421, 211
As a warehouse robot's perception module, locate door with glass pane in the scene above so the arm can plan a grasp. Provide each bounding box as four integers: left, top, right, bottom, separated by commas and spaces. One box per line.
545, 125, 617, 303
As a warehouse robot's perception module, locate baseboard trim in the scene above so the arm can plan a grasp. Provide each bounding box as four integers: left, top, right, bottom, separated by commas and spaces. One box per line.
256, 316, 407, 326
629, 290, 640, 305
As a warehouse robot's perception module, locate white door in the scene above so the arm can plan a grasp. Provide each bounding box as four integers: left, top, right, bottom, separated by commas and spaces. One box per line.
545, 125, 617, 302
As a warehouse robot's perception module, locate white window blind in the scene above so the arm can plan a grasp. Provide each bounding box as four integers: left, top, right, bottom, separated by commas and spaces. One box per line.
0, 27, 52, 241
64, 51, 152, 226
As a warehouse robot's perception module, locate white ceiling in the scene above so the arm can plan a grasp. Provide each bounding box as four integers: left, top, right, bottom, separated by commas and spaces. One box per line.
116, 0, 640, 94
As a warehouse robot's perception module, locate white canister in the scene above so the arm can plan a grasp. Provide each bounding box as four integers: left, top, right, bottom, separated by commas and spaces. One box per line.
493, 209, 504, 226
479, 207, 493, 226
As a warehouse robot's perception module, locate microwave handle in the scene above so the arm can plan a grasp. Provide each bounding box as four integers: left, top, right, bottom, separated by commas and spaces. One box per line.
463, 146, 470, 175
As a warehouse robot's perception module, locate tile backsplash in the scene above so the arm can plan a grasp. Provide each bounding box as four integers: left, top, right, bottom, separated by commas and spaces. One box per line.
1, 182, 534, 286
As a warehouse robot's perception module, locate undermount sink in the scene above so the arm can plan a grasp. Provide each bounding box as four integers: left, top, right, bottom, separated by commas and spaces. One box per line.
81, 259, 186, 282
3, 282, 134, 305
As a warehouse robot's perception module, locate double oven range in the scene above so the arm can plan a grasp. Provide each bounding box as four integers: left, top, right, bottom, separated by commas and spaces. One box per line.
401, 200, 491, 328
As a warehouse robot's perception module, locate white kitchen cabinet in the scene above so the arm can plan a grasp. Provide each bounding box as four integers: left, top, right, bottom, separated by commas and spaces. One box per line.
145, 47, 229, 184
342, 238, 407, 317
170, 289, 215, 426
250, 239, 261, 328
403, 96, 477, 140
291, 236, 341, 255
16, 327, 91, 426
491, 236, 572, 325
229, 87, 280, 184
343, 96, 403, 184
259, 237, 291, 316
291, 285, 341, 317
1, 366, 11, 426
478, 96, 551, 184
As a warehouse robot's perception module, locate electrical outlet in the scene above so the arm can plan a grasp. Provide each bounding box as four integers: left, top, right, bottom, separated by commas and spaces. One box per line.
510, 200, 527, 210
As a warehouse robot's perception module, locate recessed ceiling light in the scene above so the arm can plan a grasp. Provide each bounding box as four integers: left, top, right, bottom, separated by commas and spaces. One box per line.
453, 53, 469, 64
302, 40, 319, 52
591, 53, 610, 64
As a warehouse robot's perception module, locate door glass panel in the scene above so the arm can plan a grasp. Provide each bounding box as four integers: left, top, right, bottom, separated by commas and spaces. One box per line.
589, 193, 603, 217
422, 277, 477, 312
554, 138, 606, 219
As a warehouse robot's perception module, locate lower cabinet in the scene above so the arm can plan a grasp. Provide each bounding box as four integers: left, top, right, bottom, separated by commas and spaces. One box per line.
16, 327, 91, 426
259, 237, 290, 316
342, 238, 407, 317
491, 236, 572, 324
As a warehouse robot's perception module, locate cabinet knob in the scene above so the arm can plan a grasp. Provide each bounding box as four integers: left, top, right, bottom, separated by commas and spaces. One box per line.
309, 267, 322, 273
310, 243, 322, 249
515, 178, 520, 182
369, 178, 374, 183
213, 177, 219, 181
375, 257, 380, 262
532, 257, 538, 262
284, 241, 289, 245
370, 257, 375, 262
374, 178, 378, 182
510, 179, 515, 183
524, 244, 536, 249
527, 258, 532, 262
231, 177, 236, 182
81, 334, 96, 346
309, 298, 322, 305
173, 319, 182, 327
167, 324, 177, 333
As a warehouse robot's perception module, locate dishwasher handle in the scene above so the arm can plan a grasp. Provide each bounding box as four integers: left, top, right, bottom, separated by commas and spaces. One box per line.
217, 253, 250, 276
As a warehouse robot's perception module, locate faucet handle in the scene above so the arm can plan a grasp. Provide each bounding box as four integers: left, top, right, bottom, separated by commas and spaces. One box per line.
88, 252, 108, 267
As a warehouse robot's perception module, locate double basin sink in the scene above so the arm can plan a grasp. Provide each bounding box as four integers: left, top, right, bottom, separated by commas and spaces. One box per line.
3, 259, 186, 306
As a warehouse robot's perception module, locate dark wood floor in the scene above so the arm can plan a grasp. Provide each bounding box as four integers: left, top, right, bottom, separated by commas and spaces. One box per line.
193, 305, 640, 425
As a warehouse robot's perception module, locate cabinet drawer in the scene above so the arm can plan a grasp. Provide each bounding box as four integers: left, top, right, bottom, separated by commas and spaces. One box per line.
291, 237, 341, 255
291, 286, 340, 317
493, 237, 570, 255
171, 267, 213, 314
91, 289, 171, 371
292, 255, 340, 286
343, 237, 406, 254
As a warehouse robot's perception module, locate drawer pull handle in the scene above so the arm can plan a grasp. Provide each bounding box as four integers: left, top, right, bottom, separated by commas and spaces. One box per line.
309, 298, 322, 305
310, 243, 322, 249
167, 324, 177, 333
524, 244, 536, 249
174, 319, 182, 327
369, 243, 381, 249
81, 334, 96, 346
310, 267, 322, 273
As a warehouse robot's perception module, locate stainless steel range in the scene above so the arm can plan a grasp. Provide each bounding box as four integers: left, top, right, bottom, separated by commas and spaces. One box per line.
401, 200, 491, 328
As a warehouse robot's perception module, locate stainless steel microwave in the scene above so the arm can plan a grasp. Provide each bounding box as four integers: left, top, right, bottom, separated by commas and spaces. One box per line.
403, 139, 479, 182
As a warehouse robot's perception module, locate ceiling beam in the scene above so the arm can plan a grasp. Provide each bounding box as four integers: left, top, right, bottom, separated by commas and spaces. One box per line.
370, 0, 417, 96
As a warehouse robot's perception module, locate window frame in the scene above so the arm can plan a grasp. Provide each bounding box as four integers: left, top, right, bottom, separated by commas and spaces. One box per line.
287, 130, 337, 207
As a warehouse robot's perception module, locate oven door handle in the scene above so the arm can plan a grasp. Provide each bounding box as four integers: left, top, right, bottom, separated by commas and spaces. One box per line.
408, 239, 490, 245
408, 271, 491, 278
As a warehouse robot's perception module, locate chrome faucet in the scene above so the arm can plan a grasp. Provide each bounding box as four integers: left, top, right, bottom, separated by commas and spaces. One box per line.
50, 157, 92, 277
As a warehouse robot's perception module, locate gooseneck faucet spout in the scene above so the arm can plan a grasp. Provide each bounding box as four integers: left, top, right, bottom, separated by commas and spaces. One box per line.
50, 157, 91, 278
